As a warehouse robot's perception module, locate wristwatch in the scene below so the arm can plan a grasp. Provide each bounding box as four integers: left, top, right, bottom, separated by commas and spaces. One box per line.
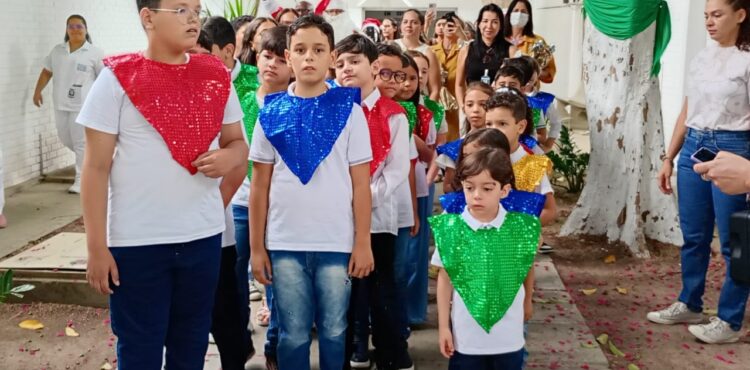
659, 153, 672, 162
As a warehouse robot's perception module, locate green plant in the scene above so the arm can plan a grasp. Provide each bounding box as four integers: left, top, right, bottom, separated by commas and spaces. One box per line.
208, 0, 259, 20
547, 126, 590, 193
0, 270, 35, 303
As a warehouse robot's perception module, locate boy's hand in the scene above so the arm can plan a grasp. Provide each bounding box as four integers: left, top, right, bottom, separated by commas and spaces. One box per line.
524, 296, 534, 321
348, 240, 374, 279
251, 248, 273, 285
87, 249, 119, 295
410, 215, 420, 237
193, 148, 242, 178
438, 327, 455, 358
33, 92, 43, 107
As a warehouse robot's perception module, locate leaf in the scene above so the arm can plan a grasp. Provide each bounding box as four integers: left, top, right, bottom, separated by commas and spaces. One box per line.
596, 333, 609, 346
608, 340, 626, 357
11, 284, 35, 293
616, 286, 628, 295
65, 327, 79, 337
604, 255, 616, 264
628, 364, 640, 370
580, 288, 598, 296
19, 319, 44, 330
101, 362, 113, 370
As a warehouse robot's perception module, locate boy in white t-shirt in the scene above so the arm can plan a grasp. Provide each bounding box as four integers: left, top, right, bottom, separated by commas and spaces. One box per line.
249, 16, 374, 370
77, 1, 247, 369
334, 35, 414, 370
431, 148, 541, 369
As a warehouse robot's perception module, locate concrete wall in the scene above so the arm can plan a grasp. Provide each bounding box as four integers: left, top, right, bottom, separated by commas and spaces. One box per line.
0, 0, 146, 188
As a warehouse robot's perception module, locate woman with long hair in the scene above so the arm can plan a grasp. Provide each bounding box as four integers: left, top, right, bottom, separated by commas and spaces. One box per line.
504, 0, 557, 84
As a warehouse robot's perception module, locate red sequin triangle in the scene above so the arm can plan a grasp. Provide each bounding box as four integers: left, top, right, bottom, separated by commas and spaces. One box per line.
104, 53, 231, 174
416, 104, 434, 142
363, 97, 404, 175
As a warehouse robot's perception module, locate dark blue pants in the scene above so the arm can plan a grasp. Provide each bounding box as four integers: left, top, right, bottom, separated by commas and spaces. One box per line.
448, 349, 524, 370
211, 246, 252, 370
109, 234, 221, 370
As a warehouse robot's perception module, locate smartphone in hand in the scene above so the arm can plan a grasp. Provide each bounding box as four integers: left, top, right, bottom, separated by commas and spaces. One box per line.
690, 147, 717, 163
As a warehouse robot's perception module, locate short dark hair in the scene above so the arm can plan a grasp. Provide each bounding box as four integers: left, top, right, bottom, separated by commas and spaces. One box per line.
502, 57, 536, 85
202, 16, 236, 49
494, 65, 525, 84
196, 30, 214, 51
440, 12, 458, 24
452, 128, 511, 190
231, 15, 254, 31
335, 34, 378, 63
400, 52, 421, 105
457, 147, 515, 188
503, 0, 535, 39
136, 0, 160, 12
260, 26, 289, 57
288, 14, 334, 51
488, 88, 534, 137
377, 43, 405, 66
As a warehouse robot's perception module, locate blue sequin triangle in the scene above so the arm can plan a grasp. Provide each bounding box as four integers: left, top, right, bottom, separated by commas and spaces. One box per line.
436, 138, 463, 163
527, 92, 555, 113
259, 87, 361, 185
440, 190, 546, 217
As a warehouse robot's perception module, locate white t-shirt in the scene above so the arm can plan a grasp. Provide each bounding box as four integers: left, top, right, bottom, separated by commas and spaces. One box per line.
222, 206, 236, 248
431, 206, 526, 355
435, 153, 456, 170
76, 64, 244, 247
365, 89, 411, 235
686, 43, 750, 131
249, 83, 373, 253
396, 139, 419, 229
43, 42, 104, 112
510, 146, 553, 195
231, 93, 262, 209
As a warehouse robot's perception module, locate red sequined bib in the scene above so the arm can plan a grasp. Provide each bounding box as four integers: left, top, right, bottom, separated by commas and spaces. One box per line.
415, 104, 434, 142
104, 53, 231, 174
363, 97, 404, 175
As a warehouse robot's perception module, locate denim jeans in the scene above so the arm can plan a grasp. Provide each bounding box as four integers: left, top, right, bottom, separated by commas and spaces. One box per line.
394, 227, 413, 340
404, 191, 433, 325
109, 234, 221, 370
270, 251, 352, 370
677, 128, 750, 330
448, 349, 524, 370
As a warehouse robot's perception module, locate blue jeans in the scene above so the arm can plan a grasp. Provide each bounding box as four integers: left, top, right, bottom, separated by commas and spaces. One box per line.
404, 191, 433, 324
394, 227, 413, 340
270, 251, 352, 370
233, 205, 278, 355
109, 234, 221, 370
677, 128, 750, 330
448, 349, 524, 370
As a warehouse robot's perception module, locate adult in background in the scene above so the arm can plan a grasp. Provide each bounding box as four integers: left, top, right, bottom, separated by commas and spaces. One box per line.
276, 8, 299, 26
231, 15, 255, 55
33, 14, 104, 194
295, 0, 313, 16
319, 0, 360, 44
381, 17, 399, 42
504, 0, 557, 84
431, 12, 465, 140
649, 0, 750, 345
395, 9, 440, 100
455, 4, 510, 107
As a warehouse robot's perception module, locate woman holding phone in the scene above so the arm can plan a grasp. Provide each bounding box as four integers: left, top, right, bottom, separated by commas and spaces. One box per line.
649, 0, 750, 345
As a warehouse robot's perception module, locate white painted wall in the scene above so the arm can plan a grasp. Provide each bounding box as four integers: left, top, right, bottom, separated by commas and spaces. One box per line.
0, 0, 145, 188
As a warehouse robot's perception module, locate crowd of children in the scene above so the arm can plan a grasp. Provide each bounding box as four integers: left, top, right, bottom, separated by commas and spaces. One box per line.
77, 1, 559, 370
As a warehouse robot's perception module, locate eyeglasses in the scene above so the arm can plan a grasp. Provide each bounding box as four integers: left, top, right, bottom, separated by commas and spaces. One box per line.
378, 69, 407, 83
149, 7, 206, 24
67, 24, 85, 30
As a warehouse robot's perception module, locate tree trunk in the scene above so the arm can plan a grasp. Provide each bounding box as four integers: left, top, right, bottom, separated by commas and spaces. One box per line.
559, 19, 682, 257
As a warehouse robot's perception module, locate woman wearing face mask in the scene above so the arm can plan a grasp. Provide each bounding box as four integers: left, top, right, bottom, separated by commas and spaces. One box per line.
455, 4, 510, 109
503, 0, 557, 84
648, 0, 750, 345
32, 14, 104, 194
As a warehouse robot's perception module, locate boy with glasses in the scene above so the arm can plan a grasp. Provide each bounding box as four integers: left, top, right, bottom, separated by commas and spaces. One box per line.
77, 1, 247, 368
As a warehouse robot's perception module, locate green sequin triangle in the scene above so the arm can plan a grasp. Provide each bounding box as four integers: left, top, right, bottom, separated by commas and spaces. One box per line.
423, 96, 445, 132
429, 212, 541, 332
398, 101, 418, 136
233, 64, 261, 180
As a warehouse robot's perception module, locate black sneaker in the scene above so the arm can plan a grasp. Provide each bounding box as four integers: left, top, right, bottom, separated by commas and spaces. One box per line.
539, 243, 554, 254
395, 352, 414, 370
350, 344, 371, 368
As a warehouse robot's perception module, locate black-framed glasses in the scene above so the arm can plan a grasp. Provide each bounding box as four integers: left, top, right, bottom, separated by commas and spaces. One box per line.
149, 7, 206, 24
379, 68, 407, 83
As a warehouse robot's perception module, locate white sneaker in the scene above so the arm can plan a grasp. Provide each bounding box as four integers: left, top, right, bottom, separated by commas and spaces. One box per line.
68, 182, 81, 194
689, 317, 741, 344
249, 283, 262, 302
646, 302, 704, 325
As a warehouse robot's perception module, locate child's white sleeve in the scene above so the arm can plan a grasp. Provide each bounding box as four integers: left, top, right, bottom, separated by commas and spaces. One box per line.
438, 117, 448, 135
249, 123, 275, 164
431, 248, 443, 267
76, 68, 122, 135
535, 174, 554, 195
223, 84, 244, 124
435, 154, 456, 170
348, 104, 373, 166
547, 107, 562, 139
371, 113, 411, 207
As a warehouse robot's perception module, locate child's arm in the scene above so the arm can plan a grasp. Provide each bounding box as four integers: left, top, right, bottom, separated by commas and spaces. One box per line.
250, 161, 273, 285
437, 268, 455, 358
426, 49, 441, 102
409, 161, 420, 236
81, 128, 119, 295
414, 135, 435, 163
523, 264, 535, 321
443, 167, 456, 193
540, 192, 557, 226
349, 163, 375, 278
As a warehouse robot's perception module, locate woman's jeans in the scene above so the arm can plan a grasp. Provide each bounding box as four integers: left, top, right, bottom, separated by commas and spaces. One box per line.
677, 128, 750, 330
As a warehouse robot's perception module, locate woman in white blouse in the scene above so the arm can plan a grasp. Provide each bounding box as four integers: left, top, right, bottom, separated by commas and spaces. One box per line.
32, 15, 104, 194
649, 0, 750, 344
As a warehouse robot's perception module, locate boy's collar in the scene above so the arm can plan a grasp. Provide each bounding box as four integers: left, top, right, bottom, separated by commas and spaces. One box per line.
461, 205, 506, 231
362, 87, 380, 109
287, 81, 330, 98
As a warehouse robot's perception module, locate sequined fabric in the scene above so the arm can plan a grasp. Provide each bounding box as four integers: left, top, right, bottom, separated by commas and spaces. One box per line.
259, 87, 360, 185
520, 134, 540, 154
233, 64, 260, 100
423, 96, 445, 132
399, 101, 418, 136
528, 92, 555, 129
513, 154, 553, 192
234, 64, 261, 180
416, 104, 434, 141
429, 212, 540, 332
363, 97, 404, 175
436, 138, 463, 163
440, 190, 546, 217
105, 53, 230, 174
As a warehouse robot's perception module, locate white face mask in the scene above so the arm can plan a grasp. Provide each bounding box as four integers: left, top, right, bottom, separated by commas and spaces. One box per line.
510, 12, 529, 28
